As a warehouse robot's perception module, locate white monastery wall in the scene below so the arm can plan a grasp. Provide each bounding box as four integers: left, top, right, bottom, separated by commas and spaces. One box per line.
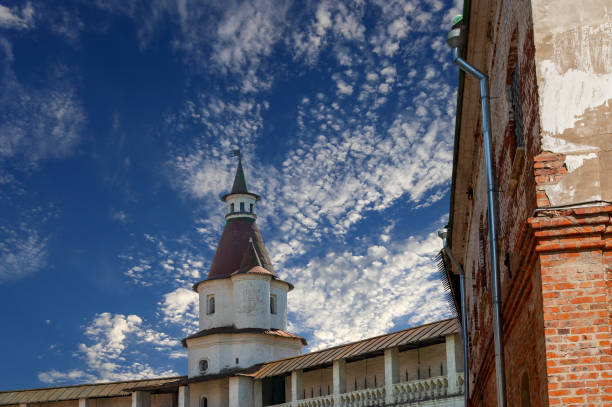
150, 394, 174, 407
228, 376, 253, 407
346, 355, 385, 391
281, 340, 454, 403
232, 274, 271, 329
36, 400, 78, 407
302, 367, 333, 399
188, 334, 301, 377
269, 281, 288, 330
189, 379, 228, 407
198, 279, 234, 330
398, 343, 448, 381
21, 396, 157, 407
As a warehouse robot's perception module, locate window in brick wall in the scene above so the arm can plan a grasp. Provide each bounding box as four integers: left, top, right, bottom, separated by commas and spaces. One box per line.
509, 64, 524, 148
506, 27, 523, 149
478, 218, 488, 292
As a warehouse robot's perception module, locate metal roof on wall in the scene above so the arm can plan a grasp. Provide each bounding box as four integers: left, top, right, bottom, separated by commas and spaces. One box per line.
0, 319, 459, 404
0, 377, 184, 406
246, 318, 459, 379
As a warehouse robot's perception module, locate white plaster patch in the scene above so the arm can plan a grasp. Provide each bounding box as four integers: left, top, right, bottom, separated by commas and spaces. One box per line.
540, 59, 612, 145
544, 176, 602, 206
564, 153, 597, 173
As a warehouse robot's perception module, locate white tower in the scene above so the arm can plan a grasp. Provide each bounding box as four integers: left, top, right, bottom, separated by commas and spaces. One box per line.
184, 158, 304, 381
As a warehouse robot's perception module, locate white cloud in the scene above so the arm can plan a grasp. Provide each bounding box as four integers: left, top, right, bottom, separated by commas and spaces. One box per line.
213, 0, 287, 71
336, 79, 354, 95
0, 225, 47, 282
38, 369, 96, 384
287, 230, 451, 350
40, 312, 181, 384
158, 287, 199, 333
0, 39, 85, 168
0, 2, 34, 30
110, 210, 128, 223
121, 234, 203, 287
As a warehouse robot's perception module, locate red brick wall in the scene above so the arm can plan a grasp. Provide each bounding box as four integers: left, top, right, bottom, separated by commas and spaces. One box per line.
461, 0, 549, 405
529, 206, 612, 406
458, 0, 612, 405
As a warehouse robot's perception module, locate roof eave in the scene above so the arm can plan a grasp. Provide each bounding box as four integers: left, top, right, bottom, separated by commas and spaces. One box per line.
448, 0, 472, 249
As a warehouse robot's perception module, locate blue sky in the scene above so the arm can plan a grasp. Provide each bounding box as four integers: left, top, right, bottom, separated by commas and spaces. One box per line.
0, 0, 461, 389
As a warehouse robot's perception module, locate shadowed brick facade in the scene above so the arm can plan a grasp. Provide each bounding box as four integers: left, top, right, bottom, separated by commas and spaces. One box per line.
448, 0, 612, 406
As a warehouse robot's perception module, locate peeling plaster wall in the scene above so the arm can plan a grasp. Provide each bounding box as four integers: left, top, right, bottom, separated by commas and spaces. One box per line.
532, 0, 612, 205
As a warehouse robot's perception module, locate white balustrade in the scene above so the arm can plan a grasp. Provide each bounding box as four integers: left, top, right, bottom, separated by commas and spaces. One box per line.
296, 394, 334, 407
268, 373, 464, 407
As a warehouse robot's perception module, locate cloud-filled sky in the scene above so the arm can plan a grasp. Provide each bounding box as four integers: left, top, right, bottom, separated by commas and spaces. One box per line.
0, 0, 461, 389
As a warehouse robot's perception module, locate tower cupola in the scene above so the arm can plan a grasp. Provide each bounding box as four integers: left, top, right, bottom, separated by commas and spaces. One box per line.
221, 157, 259, 221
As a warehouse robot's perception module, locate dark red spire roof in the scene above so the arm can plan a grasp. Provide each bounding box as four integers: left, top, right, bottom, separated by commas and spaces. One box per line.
221, 159, 260, 202
231, 159, 249, 194
204, 218, 275, 280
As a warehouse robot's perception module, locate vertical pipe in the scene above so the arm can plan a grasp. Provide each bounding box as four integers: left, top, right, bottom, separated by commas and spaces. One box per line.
452, 47, 507, 407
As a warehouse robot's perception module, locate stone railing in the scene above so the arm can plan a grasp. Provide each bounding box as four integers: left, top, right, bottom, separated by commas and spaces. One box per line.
391, 373, 464, 403
337, 386, 385, 406
296, 394, 334, 406
270, 374, 464, 407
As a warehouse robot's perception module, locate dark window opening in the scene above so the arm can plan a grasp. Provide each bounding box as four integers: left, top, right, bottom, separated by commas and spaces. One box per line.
199, 360, 208, 373
249, 203, 254, 213
207, 295, 215, 315
506, 28, 523, 150
478, 218, 488, 292
230, 203, 235, 213
240, 202, 245, 212
270, 295, 277, 314
262, 376, 285, 406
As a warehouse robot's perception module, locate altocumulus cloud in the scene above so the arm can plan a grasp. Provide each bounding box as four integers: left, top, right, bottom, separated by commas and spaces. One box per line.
0, 38, 85, 169
39, 313, 180, 384
286, 229, 450, 350
0, 225, 48, 282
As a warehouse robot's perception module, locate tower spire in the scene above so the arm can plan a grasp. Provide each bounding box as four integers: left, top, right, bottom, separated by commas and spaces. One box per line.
200, 156, 272, 282
230, 155, 249, 194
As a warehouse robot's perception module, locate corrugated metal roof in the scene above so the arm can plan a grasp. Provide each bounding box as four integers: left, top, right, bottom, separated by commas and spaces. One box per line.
0, 377, 184, 406
247, 319, 459, 379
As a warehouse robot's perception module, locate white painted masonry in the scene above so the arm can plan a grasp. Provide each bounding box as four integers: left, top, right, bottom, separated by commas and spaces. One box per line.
187, 333, 302, 377
224, 194, 257, 221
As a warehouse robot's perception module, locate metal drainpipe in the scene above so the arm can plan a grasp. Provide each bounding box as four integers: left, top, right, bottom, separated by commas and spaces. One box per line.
438, 229, 469, 407
448, 42, 507, 407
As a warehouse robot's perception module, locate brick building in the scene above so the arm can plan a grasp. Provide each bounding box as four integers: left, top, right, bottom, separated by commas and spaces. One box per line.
445, 0, 612, 406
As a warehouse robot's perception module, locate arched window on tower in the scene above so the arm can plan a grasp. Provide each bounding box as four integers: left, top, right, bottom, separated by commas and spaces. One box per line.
240, 202, 245, 212
199, 396, 207, 407
207, 295, 215, 314
270, 294, 277, 314
249, 203, 253, 213
230, 203, 235, 213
